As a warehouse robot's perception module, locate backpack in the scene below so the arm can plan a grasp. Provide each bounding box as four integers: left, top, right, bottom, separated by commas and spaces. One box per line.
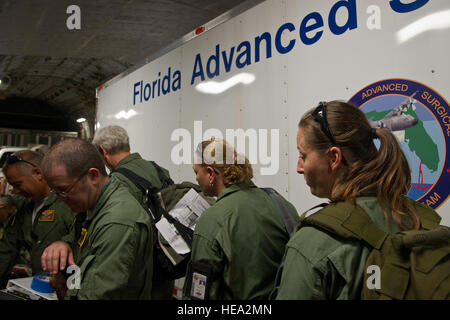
154, 181, 215, 279
114, 162, 214, 280
260, 188, 298, 300
298, 200, 450, 300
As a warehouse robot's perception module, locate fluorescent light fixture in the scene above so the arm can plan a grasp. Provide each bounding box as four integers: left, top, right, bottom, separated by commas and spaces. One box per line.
196, 73, 256, 94
76, 118, 86, 123
396, 9, 450, 44
114, 109, 138, 120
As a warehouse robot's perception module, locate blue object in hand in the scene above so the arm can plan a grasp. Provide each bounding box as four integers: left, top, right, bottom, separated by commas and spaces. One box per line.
31, 275, 54, 294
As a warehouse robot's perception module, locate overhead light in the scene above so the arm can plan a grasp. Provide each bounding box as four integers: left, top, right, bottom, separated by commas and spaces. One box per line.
396, 9, 450, 44
76, 118, 86, 123
0, 75, 11, 90
196, 73, 256, 94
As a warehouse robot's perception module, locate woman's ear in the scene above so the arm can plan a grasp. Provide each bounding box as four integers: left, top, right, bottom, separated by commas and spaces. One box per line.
206, 166, 215, 183
328, 146, 344, 170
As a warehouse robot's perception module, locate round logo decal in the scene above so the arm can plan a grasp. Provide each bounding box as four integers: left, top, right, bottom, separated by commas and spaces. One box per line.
348, 78, 449, 209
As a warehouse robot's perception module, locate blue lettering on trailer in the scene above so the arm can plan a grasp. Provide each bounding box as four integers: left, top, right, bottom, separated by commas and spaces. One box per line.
190, 0, 360, 85
133, 68, 181, 105
133, 0, 430, 104
389, 0, 429, 13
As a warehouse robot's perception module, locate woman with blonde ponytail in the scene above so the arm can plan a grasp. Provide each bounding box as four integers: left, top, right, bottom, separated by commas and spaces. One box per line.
183, 138, 298, 300
276, 101, 441, 300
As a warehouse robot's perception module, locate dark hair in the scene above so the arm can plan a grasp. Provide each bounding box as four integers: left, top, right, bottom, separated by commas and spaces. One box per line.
195, 138, 253, 187
42, 138, 107, 179
299, 101, 419, 230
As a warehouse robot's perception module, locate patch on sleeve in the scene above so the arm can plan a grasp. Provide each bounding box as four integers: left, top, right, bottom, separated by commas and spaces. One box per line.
77, 228, 87, 248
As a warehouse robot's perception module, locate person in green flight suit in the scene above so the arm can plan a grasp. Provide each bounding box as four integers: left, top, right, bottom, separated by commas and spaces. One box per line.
0, 194, 16, 231
92, 125, 173, 300
40, 138, 153, 300
275, 101, 443, 299
0, 194, 19, 286
183, 138, 299, 300
0, 150, 75, 284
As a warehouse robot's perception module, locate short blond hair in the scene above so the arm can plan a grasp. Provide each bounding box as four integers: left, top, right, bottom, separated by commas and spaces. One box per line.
195, 138, 253, 187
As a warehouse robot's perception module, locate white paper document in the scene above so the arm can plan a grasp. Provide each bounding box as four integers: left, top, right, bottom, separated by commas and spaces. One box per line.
156, 188, 211, 254
156, 218, 191, 254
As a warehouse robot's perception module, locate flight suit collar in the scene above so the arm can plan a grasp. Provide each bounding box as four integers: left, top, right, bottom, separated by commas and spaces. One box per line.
86, 176, 119, 221
332, 186, 377, 200
43, 191, 58, 207
29, 192, 58, 227
216, 180, 257, 202
23, 192, 60, 247
116, 152, 142, 168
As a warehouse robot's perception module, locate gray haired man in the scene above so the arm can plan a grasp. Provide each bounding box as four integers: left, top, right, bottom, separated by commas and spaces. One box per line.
92, 125, 174, 300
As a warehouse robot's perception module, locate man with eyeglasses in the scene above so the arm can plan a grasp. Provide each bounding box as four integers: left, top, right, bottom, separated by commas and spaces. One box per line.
40, 138, 153, 300
0, 150, 75, 286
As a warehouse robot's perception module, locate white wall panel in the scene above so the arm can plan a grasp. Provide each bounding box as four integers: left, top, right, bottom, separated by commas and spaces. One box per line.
97, 0, 450, 225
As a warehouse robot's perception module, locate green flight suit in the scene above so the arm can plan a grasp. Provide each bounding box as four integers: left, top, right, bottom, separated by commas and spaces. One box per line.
0, 196, 26, 286
0, 212, 23, 287
65, 177, 153, 300
0, 193, 74, 285
275, 196, 435, 300
112, 152, 173, 300
113, 153, 170, 214
22, 192, 75, 275
184, 181, 299, 300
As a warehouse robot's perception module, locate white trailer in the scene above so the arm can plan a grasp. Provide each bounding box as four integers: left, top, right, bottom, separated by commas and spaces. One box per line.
96, 0, 449, 226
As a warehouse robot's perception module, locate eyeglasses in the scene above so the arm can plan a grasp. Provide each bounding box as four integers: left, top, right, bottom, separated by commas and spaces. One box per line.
6, 154, 37, 167
52, 171, 87, 198
311, 102, 348, 166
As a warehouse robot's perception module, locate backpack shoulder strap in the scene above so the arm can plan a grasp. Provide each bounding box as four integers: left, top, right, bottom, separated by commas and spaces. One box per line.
300, 201, 388, 249
114, 167, 194, 247
261, 188, 297, 238
113, 167, 160, 220
409, 198, 441, 230
113, 167, 157, 194
149, 161, 174, 188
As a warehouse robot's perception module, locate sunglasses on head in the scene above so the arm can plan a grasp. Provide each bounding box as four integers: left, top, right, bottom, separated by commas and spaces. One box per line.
6, 154, 37, 168
312, 102, 348, 166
